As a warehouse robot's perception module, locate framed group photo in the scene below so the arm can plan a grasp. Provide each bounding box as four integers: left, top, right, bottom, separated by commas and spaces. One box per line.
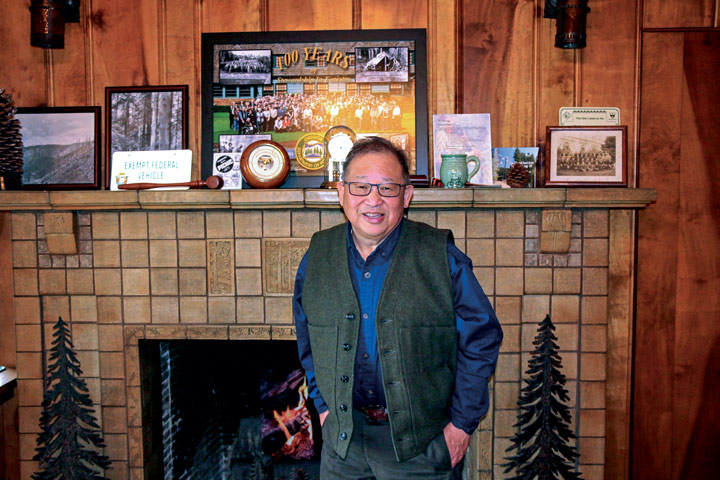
544, 125, 628, 187
15, 106, 101, 189
201, 29, 429, 188
105, 85, 188, 189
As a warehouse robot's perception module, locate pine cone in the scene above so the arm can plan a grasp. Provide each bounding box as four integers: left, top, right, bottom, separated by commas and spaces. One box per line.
506, 162, 530, 188
0, 88, 24, 189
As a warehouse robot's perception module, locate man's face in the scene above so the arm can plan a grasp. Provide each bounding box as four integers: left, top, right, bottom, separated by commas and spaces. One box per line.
337, 151, 414, 249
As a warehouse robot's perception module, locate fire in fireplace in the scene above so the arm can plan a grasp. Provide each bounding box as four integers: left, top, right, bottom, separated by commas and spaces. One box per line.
139, 340, 321, 480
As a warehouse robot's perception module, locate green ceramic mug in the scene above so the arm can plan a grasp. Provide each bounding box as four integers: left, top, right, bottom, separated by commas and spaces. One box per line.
440, 154, 480, 188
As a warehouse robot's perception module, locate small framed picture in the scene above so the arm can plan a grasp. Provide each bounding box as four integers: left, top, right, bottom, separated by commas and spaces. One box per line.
105, 85, 188, 189
15, 106, 101, 189
544, 125, 627, 187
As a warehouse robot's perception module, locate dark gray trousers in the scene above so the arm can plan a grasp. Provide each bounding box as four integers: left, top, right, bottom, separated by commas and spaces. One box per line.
320, 409, 464, 480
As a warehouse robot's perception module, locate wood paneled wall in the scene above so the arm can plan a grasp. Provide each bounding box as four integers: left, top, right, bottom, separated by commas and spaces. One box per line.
636, 29, 720, 480
1, 1, 719, 479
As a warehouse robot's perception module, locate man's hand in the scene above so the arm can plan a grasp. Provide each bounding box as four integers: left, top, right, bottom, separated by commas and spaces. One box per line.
443, 422, 470, 468
319, 410, 329, 426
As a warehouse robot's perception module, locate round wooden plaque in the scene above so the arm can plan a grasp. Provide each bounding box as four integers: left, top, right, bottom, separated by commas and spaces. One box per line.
239, 140, 291, 189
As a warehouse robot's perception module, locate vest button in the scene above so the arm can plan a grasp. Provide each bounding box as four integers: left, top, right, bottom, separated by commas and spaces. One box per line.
340, 375, 349, 383
342, 344, 351, 351
340, 432, 347, 440
339, 404, 347, 412
345, 313, 355, 320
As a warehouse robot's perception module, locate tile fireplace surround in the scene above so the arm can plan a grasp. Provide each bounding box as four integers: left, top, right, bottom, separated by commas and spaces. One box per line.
0, 187, 655, 480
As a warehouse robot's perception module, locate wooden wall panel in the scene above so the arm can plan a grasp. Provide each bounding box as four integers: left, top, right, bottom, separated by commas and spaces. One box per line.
201, 0, 262, 32
536, 7, 575, 148
268, 0, 353, 30
672, 31, 720, 480
89, 0, 161, 101
0, 1, 47, 106
361, 0, 428, 28
635, 31, 684, 480
166, 0, 201, 166
460, 0, 536, 147
643, 0, 716, 28
579, 0, 639, 185
636, 30, 720, 479
51, 19, 91, 106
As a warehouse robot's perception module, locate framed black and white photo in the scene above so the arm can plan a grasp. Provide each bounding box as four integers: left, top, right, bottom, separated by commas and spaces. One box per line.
16, 106, 101, 189
355, 47, 409, 83
544, 125, 627, 187
218, 49, 272, 85
105, 85, 188, 189
201, 29, 429, 188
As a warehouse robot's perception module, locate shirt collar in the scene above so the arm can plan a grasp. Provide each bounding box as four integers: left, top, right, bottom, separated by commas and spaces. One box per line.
346, 218, 404, 261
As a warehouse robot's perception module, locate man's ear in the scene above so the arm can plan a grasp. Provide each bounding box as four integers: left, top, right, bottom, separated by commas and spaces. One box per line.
337, 181, 345, 208
403, 184, 414, 208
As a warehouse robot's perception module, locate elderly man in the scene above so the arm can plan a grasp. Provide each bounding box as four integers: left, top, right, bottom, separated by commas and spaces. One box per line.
293, 136, 502, 479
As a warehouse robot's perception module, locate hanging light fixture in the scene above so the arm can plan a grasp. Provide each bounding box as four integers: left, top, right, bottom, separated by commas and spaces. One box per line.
29, 0, 65, 49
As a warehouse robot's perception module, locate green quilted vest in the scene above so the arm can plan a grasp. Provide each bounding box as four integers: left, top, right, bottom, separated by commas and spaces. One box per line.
303, 219, 456, 461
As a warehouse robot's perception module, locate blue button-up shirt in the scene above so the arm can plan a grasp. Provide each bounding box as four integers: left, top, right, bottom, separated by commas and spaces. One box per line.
293, 219, 503, 434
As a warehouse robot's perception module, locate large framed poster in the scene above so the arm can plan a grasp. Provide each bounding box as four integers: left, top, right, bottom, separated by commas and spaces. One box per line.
201, 29, 429, 188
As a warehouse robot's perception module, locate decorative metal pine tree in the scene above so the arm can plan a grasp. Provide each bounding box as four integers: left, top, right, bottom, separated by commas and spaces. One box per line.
503, 314, 582, 480
33, 316, 111, 480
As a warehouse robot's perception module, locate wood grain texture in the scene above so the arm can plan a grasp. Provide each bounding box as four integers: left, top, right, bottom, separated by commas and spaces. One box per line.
635, 30, 720, 479
635, 31, 684, 480
607, 209, 635, 480
89, 0, 161, 99
361, 0, 427, 28
201, 0, 262, 32
643, 0, 716, 28
0, 1, 47, 105
673, 31, 720, 480
579, 0, 639, 186
268, 0, 353, 30
460, 0, 536, 147
166, 0, 201, 169
536, 3, 576, 148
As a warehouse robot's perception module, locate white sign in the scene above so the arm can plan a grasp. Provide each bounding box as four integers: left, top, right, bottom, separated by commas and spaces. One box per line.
559, 107, 620, 126
110, 150, 193, 190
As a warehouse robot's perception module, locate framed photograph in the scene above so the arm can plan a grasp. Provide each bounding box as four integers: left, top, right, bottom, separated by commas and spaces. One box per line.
201, 29, 429, 188
105, 85, 188, 189
544, 125, 627, 187
15, 106, 101, 189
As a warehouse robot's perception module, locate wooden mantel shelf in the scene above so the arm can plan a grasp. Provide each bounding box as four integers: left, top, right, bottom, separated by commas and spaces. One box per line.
0, 188, 656, 211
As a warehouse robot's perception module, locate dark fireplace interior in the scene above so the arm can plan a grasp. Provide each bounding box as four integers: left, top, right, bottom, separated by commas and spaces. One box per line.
139, 340, 321, 480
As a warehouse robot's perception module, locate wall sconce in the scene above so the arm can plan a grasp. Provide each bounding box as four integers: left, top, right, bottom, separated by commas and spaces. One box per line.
29, 0, 65, 49
544, 0, 590, 49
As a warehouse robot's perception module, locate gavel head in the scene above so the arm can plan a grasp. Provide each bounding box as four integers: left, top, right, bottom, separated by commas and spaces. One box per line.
205, 175, 224, 189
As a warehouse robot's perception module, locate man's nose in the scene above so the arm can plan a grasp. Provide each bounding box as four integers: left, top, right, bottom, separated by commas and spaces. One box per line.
364, 186, 383, 204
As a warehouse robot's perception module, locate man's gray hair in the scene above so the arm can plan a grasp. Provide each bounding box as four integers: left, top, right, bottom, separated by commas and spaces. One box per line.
341, 136, 410, 184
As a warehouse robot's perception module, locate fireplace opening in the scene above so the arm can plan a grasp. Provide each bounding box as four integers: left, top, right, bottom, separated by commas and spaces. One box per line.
139, 339, 321, 480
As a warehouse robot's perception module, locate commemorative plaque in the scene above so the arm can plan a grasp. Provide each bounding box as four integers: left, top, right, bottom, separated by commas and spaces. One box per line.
239, 140, 291, 189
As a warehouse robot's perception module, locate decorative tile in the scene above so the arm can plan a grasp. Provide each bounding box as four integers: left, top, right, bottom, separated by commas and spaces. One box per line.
207, 240, 235, 295
262, 239, 308, 295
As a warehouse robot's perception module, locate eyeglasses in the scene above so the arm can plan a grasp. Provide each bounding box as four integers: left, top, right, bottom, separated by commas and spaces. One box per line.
344, 181, 406, 197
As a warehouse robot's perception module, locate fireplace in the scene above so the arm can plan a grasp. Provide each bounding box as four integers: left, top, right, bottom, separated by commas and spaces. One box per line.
139, 339, 321, 480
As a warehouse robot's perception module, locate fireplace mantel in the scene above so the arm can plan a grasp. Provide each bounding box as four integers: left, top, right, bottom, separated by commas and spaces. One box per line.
0, 188, 656, 211
0, 187, 656, 479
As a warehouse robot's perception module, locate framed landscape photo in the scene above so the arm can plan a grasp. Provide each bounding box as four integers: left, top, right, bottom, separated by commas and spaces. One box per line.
201, 29, 429, 188
105, 85, 188, 189
544, 125, 627, 187
16, 106, 101, 189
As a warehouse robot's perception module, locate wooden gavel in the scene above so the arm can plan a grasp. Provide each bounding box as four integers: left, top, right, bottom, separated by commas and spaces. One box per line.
118, 175, 224, 190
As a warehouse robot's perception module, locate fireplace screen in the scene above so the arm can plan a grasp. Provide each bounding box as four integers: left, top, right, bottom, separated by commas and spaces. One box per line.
139, 340, 321, 480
